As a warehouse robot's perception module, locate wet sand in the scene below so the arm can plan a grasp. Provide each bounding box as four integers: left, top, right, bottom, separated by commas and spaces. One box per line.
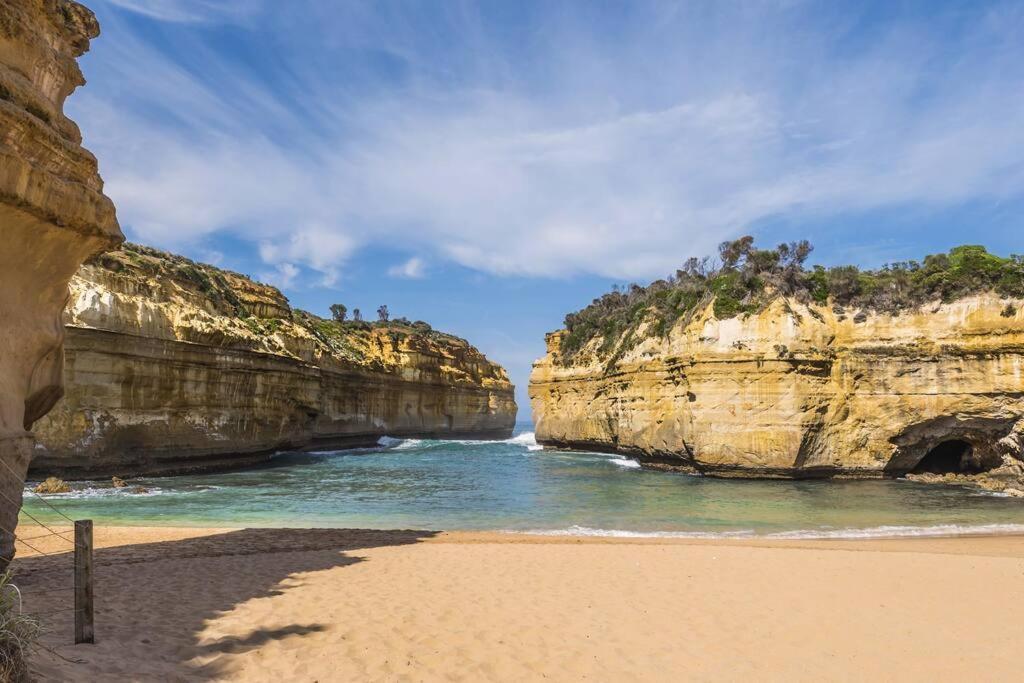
14, 524, 1024, 681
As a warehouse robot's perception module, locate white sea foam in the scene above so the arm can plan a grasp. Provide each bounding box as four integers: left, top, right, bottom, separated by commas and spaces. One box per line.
27, 485, 164, 499
427, 432, 543, 450
506, 432, 543, 451
970, 490, 1014, 498
608, 457, 641, 469
516, 528, 757, 540
376, 432, 545, 451
764, 523, 1024, 539
376, 436, 424, 450
24, 484, 224, 499
508, 523, 1024, 540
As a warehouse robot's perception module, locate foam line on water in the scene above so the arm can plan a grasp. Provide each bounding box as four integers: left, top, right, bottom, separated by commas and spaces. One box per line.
507, 523, 1024, 540
24, 484, 222, 499
764, 523, 1024, 539
512, 528, 761, 540
376, 432, 544, 451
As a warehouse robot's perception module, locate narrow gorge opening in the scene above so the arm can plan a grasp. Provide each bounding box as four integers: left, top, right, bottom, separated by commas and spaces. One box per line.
909, 440, 978, 475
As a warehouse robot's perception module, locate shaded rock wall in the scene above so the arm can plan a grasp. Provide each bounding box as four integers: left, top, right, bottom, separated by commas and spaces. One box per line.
0, 0, 122, 561
32, 245, 517, 476
530, 296, 1024, 484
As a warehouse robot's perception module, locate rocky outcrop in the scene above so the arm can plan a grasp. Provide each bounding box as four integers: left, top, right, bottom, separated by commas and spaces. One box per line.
31, 244, 517, 476
0, 0, 122, 562
530, 295, 1024, 490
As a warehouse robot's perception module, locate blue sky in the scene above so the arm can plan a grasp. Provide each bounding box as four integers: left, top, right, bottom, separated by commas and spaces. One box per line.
70, 0, 1024, 412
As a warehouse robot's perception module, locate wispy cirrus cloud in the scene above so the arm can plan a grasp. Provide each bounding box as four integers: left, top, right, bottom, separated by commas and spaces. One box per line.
76, 0, 1024, 287
102, 0, 260, 24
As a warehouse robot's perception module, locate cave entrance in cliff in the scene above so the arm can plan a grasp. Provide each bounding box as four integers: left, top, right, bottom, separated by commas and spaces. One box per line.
909, 440, 978, 475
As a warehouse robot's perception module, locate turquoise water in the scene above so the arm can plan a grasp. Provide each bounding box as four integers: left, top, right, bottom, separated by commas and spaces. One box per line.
22, 424, 1024, 538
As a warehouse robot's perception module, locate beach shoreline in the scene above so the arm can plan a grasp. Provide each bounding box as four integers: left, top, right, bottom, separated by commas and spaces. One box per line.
13, 524, 1024, 680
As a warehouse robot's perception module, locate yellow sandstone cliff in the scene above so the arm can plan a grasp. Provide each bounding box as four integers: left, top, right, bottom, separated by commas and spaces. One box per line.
31, 244, 517, 476
530, 295, 1024, 489
0, 0, 122, 561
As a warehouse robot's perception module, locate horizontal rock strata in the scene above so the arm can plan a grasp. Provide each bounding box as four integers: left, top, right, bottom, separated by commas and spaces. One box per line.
32, 245, 516, 477
530, 295, 1024, 486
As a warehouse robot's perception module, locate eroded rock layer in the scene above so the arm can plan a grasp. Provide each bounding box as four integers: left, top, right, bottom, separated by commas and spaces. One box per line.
32, 245, 517, 476
1, 0, 122, 562
530, 296, 1024, 488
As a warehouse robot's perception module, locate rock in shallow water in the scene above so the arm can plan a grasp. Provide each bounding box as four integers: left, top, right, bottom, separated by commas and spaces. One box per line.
34, 477, 71, 494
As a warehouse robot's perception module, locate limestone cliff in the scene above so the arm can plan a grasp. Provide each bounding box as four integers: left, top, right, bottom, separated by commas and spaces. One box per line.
0, 0, 122, 562
31, 244, 517, 476
531, 294, 1024, 490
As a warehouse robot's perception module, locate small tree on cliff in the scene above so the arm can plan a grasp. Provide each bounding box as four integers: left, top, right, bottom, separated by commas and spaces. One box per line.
718, 235, 755, 270
377, 305, 390, 322
329, 303, 347, 322
352, 308, 362, 322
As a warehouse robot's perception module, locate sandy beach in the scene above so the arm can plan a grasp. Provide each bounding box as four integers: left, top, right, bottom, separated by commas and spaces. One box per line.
12, 524, 1024, 681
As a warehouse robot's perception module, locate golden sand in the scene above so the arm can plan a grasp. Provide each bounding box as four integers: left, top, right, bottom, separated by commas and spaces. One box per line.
15, 525, 1024, 681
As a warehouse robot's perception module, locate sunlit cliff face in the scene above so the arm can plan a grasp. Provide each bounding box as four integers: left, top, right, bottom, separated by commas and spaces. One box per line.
29, 245, 517, 476
0, 0, 123, 563
530, 294, 1024, 489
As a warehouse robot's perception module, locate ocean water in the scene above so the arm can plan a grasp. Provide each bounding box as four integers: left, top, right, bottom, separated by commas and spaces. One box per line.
21, 423, 1024, 538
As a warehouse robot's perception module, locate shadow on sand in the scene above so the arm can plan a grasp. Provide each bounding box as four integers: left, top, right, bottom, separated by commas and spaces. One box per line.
12, 528, 437, 679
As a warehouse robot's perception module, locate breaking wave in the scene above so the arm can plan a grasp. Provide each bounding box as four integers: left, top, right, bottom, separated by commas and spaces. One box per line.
376, 436, 424, 450
375, 432, 544, 451
505, 431, 543, 451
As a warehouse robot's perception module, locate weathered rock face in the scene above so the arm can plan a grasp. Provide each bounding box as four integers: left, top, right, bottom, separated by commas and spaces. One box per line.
1, 0, 122, 562
31, 245, 517, 476
530, 296, 1024, 486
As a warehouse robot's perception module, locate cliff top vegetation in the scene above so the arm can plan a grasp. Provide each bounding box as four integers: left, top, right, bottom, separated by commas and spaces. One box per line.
85, 243, 476, 363
559, 239, 1024, 362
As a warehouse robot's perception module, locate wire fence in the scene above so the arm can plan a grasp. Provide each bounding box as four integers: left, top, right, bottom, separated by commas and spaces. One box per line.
0, 456, 92, 638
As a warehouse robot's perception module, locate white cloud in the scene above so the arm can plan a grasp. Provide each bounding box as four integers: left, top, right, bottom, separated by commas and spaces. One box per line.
258, 228, 357, 287
100, 0, 260, 24
259, 262, 299, 289
387, 257, 426, 279
73, 1, 1024, 286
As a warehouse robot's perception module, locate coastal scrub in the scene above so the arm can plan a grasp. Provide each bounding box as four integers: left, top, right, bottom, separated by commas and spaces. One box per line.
559, 239, 1024, 362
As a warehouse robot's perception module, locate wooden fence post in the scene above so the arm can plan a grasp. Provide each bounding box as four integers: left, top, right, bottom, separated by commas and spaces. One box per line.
74, 520, 94, 644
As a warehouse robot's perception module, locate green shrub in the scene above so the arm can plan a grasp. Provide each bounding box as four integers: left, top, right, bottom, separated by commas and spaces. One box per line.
559, 239, 1024, 364
710, 271, 760, 318
808, 266, 829, 305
